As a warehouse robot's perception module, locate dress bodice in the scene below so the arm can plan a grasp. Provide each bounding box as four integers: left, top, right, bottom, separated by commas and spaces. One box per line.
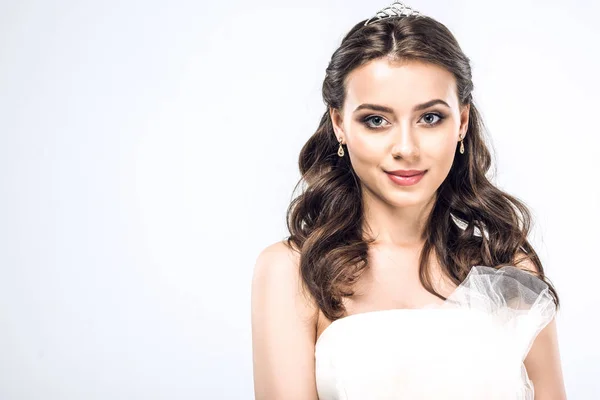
314, 265, 556, 400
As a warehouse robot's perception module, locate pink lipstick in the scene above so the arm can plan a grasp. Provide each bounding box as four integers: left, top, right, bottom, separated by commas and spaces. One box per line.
385, 169, 427, 186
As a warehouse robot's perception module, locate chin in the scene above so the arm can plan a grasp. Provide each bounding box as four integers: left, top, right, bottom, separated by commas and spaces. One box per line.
386, 194, 424, 207
387, 189, 437, 206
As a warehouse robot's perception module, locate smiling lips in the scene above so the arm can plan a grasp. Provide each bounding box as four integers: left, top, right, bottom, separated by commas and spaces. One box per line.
385, 169, 427, 186
385, 169, 426, 177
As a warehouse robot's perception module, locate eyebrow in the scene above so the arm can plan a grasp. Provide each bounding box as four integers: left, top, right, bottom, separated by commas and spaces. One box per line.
353, 99, 450, 113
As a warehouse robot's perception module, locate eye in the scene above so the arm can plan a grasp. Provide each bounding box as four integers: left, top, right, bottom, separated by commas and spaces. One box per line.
420, 112, 445, 126
362, 115, 390, 129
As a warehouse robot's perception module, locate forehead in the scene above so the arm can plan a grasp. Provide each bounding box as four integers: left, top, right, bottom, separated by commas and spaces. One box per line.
344, 58, 458, 111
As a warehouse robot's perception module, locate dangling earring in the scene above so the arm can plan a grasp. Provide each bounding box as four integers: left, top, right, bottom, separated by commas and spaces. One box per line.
337, 136, 345, 157
459, 134, 465, 154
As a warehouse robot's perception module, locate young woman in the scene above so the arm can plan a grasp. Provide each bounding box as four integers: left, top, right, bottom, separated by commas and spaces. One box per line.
251, 2, 566, 399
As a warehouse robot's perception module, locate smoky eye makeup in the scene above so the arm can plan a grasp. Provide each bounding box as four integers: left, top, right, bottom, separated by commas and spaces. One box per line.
358, 110, 448, 130
361, 115, 389, 129
420, 111, 447, 126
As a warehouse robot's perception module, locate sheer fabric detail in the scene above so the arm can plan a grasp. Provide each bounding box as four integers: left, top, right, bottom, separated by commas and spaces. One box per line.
315, 265, 557, 399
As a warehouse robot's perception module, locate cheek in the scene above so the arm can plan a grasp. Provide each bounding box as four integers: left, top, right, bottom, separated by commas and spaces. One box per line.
347, 133, 385, 166
422, 130, 458, 161
420, 134, 458, 181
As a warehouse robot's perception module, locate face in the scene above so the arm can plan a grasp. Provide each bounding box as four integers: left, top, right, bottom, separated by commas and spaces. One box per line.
330, 58, 469, 209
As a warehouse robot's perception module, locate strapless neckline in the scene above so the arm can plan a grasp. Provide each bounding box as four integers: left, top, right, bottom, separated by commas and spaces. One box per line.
315, 305, 450, 349
313, 265, 557, 400
314, 268, 472, 349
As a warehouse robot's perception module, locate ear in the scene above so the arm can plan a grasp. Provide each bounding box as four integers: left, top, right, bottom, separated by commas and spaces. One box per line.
459, 102, 470, 139
329, 107, 345, 141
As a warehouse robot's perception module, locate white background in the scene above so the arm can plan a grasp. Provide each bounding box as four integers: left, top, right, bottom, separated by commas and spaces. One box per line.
1, 0, 598, 398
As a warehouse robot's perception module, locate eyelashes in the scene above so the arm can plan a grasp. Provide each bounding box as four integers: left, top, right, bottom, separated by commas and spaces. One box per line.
361, 112, 446, 130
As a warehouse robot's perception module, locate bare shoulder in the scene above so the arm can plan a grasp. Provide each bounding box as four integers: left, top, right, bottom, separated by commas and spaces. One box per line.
254, 240, 301, 278
512, 252, 567, 398
252, 240, 317, 316
251, 240, 319, 400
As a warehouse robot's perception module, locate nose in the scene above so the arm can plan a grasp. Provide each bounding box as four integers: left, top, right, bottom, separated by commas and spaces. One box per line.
390, 122, 419, 159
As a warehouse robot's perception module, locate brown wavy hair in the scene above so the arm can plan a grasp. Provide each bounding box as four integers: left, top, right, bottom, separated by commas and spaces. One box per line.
284, 15, 559, 321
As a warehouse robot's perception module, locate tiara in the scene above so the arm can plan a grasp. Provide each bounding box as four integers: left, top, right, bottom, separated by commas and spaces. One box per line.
364, 1, 421, 26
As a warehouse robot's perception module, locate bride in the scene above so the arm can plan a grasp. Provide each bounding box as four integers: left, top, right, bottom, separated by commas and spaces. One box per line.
251, 2, 566, 398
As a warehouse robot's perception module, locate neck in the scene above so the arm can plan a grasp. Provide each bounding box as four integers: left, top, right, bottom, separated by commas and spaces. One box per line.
361, 187, 436, 249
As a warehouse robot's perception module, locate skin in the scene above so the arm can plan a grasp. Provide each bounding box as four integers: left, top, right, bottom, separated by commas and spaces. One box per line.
331, 57, 469, 250
251, 57, 566, 399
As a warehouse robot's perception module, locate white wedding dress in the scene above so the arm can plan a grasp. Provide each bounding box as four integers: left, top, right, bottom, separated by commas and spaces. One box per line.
315, 265, 556, 399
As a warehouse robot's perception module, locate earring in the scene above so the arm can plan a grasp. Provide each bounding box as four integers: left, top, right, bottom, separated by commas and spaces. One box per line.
459, 134, 465, 154
337, 137, 345, 157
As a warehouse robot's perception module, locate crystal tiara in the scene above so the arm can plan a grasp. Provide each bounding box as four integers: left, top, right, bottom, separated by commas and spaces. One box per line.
364, 1, 422, 26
